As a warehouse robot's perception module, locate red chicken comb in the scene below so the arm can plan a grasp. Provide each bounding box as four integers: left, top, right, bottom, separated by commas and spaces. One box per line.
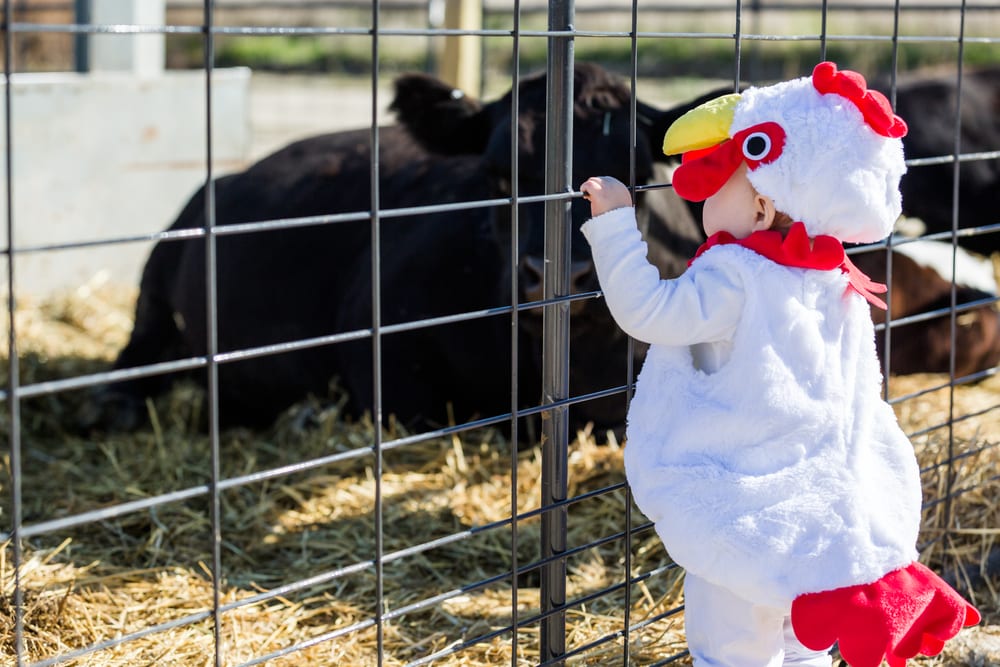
812, 61, 908, 139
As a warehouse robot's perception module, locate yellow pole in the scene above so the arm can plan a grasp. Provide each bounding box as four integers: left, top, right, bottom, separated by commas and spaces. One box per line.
439, 0, 482, 95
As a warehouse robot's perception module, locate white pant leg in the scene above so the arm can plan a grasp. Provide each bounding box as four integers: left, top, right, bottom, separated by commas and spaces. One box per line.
683, 574, 832, 667
782, 617, 833, 667
684, 573, 785, 667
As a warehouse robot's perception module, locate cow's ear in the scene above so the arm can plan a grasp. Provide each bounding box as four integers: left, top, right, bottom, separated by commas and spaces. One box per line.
637, 86, 738, 163
390, 73, 493, 155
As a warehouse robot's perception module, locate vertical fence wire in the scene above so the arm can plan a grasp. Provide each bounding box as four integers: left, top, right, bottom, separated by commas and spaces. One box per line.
369, 1, 386, 662
507, 3, 523, 664
734, 0, 744, 91
621, 2, 641, 660
200, 1, 225, 665
943, 0, 969, 546
819, 0, 828, 60
882, 0, 902, 404
3, 0, 25, 663
72, 0, 89, 73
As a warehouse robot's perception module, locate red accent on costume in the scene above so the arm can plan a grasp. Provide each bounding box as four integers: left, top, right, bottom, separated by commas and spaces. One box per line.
672, 138, 743, 202
681, 145, 719, 164
690, 222, 889, 309
812, 61, 908, 139
672, 123, 786, 202
840, 254, 889, 310
791, 561, 981, 667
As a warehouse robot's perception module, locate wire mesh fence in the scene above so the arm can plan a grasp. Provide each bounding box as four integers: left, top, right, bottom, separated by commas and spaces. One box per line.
2, 1, 999, 665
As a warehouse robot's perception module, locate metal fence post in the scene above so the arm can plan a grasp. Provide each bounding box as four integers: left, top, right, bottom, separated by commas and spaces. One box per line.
74, 0, 90, 73
540, 0, 574, 662
4, 3, 25, 664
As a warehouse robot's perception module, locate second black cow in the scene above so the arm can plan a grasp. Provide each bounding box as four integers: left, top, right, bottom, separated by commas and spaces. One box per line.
892, 67, 1000, 256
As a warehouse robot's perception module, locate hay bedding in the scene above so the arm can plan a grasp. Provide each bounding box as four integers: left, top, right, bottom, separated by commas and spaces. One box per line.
0, 281, 996, 666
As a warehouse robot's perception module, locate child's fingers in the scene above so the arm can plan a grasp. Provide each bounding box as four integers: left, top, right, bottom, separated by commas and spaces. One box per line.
580, 176, 605, 200
581, 176, 632, 215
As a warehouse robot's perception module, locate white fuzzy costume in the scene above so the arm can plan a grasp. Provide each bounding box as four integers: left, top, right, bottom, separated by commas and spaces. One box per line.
582, 209, 921, 610
582, 62, 979, 667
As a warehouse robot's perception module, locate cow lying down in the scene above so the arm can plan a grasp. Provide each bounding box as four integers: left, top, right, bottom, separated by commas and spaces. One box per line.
80, 64, 999, 436
80, 64, 716, 435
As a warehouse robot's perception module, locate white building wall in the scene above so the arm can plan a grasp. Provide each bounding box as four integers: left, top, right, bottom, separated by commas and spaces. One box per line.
89, 0, 167, 76
0, 68, 252, 294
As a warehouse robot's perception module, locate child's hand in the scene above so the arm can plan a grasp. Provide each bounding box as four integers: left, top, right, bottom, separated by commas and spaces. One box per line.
581, 176, 633, 217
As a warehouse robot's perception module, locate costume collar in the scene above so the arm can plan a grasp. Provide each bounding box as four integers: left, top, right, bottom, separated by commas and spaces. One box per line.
690, 221, 888, 309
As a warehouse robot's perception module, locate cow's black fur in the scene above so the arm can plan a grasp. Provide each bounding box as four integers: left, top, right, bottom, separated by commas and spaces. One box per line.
891, 67, 1000, 256
82, 63, 713, 435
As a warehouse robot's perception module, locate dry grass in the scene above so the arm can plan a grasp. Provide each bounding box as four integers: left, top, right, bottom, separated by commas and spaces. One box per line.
0, 281, 997, 666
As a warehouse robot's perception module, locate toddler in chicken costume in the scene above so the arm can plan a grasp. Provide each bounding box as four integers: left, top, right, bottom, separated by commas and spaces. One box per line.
580, 62, 979, 667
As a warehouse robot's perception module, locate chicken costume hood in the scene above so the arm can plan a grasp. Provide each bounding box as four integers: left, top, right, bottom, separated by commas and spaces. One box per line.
586, 62, 979, 667
664, 61, 907, 243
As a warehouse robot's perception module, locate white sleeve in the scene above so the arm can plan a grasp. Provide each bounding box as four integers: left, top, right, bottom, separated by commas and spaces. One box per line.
581, 207, 744, 347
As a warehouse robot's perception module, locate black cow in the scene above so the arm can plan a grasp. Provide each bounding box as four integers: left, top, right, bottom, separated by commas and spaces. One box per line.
81, 63, 713, 435
891, 67, 1000, 256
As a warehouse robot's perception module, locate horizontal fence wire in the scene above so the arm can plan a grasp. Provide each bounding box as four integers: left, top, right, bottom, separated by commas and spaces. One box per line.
3, 1, 998, 666
9, 0, 1000, 14
8, 21, 1000, 44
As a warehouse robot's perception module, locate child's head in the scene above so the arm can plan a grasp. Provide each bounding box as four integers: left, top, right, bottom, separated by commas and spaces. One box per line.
664, 62, 907, 244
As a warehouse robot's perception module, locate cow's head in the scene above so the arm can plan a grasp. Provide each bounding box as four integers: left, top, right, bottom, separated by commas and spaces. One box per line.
391, 63, 719, 310
390, 64, 724, 431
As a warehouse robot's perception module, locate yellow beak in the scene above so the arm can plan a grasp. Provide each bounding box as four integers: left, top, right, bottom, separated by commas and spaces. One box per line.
662, 93, 741, 156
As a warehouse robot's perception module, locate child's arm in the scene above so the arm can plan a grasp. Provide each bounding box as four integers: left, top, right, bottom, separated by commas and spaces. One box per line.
580, 180, 743, 347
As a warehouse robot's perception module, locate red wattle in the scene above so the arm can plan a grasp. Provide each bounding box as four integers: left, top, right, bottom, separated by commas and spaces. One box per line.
671, 138, 743, 202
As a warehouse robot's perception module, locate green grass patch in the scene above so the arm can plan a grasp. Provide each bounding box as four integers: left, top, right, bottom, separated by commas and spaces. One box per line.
483, 38, 998, 86
168, 29, 997, 80
212, 34, 429, 73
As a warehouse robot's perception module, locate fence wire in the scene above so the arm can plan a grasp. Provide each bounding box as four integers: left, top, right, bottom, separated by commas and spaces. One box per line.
3, 1, 999, 666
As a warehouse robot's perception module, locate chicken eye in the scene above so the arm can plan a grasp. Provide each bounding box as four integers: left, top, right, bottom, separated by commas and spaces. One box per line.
742, 132, 771, 160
